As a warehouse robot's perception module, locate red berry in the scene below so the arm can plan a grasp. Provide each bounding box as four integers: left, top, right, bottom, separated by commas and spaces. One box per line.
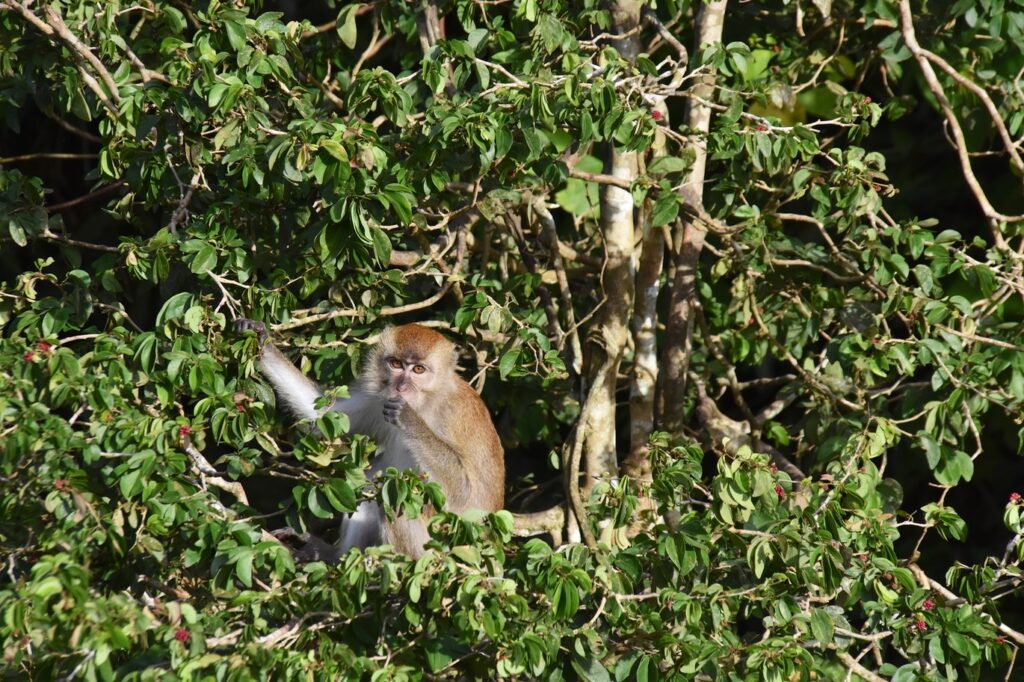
1011, 492, 1022, 504
54, 479, 69, 491
37, 341, 51, 353
997, 635, 1006, 645
914, 620, 926, 631
922, 598, 935, 610
23, 351, 35, 362
179, 425, 191, 438
757, 124, 767, 132
775, 485, 786, 499
651, 110, 663, 121
175, 628, 190, 643
769, 463, 778, 474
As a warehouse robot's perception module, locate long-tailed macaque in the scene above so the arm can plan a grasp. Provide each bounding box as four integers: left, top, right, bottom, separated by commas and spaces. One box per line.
236, 319, 505, 559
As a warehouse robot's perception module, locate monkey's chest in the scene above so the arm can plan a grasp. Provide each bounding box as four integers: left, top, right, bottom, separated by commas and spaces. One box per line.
369, 429, 421, 474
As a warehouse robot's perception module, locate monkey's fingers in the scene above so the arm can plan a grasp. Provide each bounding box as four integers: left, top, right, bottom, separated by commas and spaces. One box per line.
234, 318, 267, 342
382, 397, 404, 426
270, 527, 310, 544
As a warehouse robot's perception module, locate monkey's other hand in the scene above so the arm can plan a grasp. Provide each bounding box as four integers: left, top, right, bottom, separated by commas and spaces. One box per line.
234, 318, 267, 344
383, 396, 406, 426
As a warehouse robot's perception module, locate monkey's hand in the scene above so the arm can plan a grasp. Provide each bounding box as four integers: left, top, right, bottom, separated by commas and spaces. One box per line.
382, 396, 406, 426
234, 318, 268, 345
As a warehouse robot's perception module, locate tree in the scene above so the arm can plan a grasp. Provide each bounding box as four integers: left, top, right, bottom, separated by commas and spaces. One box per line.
2, 0, 1023, 679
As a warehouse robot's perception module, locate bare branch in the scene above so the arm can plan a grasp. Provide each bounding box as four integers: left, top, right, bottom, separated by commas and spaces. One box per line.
41, 227, 119, 253
3, 1, 122, 114
0, 152, 97, 164
918, 47, 1024, 177
899, 0, 1022, 245
568, 167, 631, 189
641, 9, 687, 66
41, 109, 102, 143
837, 652, 887, 682
47, 181, 127, 212
511, 506, 568, 537
532, 197, 584, 376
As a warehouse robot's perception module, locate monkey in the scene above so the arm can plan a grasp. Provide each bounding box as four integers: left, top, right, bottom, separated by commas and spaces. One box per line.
235, 319, 505, 559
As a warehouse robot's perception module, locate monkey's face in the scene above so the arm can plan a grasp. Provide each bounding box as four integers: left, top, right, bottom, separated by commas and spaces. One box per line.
381, 355, 437, 409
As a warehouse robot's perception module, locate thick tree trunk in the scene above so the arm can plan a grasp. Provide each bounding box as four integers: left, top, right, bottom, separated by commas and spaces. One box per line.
581, 0, 641, 491
657, 0, 728, 437
623, 101, 668, 479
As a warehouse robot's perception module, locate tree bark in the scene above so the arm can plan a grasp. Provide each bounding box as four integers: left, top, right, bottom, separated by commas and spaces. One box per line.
623, 101, 668, 479
581, 0, 641, 491
657, 0, 728, 437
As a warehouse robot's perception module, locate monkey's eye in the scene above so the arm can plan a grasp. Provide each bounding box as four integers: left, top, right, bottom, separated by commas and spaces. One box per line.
412, 364, 427, 374
387, 358, 403, 370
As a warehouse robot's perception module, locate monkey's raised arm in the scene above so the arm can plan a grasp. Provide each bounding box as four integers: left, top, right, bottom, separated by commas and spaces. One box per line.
257, 343, 324, 421
237, 318, 373, 428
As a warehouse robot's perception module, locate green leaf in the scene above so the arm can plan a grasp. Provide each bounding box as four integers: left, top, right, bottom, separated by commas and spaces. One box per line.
650, 194, 680, 227
8, 220, 27, 247
156, 292, 192, 327
337, 5, 359, 49
319, 139, 349, 163
225, 20, 247, 51
648, 155, 692, 175
370, 227, 392, 266
571, 653, 611, 682
235, 550, 254, 587
499, 348, 521, 379
189, 243, 218, 274
809, 609, 834, 645
30, 577, 63, 600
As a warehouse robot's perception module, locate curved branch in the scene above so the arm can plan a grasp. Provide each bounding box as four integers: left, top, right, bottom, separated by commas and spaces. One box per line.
3, 1, 122, 115
909, 563, 1024, 647
899, 0, 1022, 244
918, 47, 1024, 177
511, 506, 567, 537
273, 228, 468, 331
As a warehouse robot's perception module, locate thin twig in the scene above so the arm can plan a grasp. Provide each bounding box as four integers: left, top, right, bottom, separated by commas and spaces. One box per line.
41, 227, 119, 253
837, 652, 887, 682
0, 152, 98, 164
41, 109, 102, 143
47, 181, 127, 212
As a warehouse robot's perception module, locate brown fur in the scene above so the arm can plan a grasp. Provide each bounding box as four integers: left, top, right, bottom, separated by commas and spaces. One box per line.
240, 319, 504, 559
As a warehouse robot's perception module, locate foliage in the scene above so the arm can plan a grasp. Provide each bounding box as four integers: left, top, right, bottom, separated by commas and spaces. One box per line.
2, 0, 1024, 679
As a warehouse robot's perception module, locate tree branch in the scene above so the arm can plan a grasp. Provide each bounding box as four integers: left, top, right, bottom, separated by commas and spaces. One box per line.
918, 47, 1024, 178
658, 0, 729, 435
3, 1, 122, 115
899, 0, 1022, 246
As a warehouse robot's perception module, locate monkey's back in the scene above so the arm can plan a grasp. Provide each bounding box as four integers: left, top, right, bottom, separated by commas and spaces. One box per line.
444, 377, 505, 512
